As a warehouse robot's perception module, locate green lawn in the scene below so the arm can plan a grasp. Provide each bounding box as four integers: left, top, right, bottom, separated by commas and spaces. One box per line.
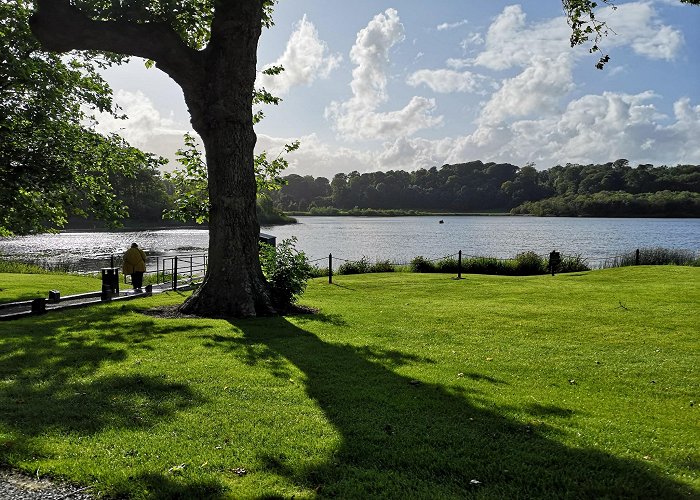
0, 267, 698, 498
0, 272, 101, 303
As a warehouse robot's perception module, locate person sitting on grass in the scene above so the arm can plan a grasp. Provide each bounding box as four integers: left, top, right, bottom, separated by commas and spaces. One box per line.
122, 243, 147, 292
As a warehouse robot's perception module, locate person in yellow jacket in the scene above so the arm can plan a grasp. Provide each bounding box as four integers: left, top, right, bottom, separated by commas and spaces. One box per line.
122, 243, 147, 291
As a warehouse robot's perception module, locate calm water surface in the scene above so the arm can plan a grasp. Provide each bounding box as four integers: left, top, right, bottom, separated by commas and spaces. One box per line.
267, 216, 700, 264
0, 216, 698, 270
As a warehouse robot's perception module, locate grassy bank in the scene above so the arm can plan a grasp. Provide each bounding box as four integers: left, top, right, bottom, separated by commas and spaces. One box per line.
0, 268, 698, 498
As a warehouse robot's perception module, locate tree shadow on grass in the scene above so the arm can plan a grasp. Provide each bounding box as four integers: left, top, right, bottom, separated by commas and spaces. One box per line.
219, 315, 693, 499
0, 306, 207, 449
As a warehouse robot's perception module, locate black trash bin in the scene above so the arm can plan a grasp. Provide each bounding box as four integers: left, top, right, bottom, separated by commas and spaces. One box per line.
101, 267, 120, 299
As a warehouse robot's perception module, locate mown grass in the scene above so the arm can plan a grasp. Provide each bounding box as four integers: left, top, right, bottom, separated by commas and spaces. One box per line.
0, 272, 101, 303
0, 267, 698, 498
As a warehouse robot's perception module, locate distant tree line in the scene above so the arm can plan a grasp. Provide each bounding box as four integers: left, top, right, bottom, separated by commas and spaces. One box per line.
271, 160, 700, 217
64, 158, 700, 228
67, 161, 291, 229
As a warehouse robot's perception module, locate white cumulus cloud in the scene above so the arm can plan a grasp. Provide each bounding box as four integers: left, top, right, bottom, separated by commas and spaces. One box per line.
478, 55, 575, 125
437, 19, 468, 31
407, 68, 487, 94
438, 92, 700, 168
471, 5, 570, 71
93, 89, 189, 166
257, 15, 342, 95
256, 133, 376, 179
325, 8, 442, 140
596, 3, 684, 60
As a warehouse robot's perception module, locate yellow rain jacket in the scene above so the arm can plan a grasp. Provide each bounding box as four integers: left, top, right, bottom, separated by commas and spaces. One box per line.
122, 247, 147, 274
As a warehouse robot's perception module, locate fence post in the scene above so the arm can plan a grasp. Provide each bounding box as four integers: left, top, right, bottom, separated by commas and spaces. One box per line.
173, 256, 178, 291
458, 250, 462, 279
110, 254, 114, 268
329, 253, 333, 284
635, 248, 640, 266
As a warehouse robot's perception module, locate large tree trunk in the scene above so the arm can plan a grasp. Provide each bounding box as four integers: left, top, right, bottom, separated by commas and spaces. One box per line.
29, 0, 275, 318
178, 3, 275, 317
178, 120, 274, 317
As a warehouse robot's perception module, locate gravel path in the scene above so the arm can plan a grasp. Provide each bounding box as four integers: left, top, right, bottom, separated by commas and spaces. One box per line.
0, 469, 95, 500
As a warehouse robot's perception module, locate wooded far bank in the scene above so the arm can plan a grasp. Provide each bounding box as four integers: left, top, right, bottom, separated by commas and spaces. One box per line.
271, 160, 700, 218
65, 159, 700, 230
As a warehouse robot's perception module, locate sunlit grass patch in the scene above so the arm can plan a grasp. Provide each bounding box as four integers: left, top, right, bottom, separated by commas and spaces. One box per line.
0, 272, 101, 303
0, 267, 697, 498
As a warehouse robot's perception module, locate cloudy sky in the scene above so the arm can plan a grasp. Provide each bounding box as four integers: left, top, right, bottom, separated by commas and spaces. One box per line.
97, 0, 700, 178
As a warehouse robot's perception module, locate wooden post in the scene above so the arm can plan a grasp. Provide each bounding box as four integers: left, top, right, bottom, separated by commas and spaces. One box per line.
329, 253, 333, 284
635, 248, 640, 266
458, 250, 462, 279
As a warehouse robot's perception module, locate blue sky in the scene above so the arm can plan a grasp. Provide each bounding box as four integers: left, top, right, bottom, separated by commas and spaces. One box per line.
97, 1, 700, 178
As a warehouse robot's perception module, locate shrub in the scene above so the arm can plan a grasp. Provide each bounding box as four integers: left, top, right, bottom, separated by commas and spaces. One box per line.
514, 251, 547, 275
337, 257, 371, 275
602, 247, 699, 268
559, 254, 590, 273
462, 257, 508, 275
434, 257, 458, 273
410, 256, 435, 273
369, 260, 395, 273
259, 237, 313, 309
309, 266, 329, 278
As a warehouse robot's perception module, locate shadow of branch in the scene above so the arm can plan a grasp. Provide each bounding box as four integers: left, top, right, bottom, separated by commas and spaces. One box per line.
213, 316, 693, 498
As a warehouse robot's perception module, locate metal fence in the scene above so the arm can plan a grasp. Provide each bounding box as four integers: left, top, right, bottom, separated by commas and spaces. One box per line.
109, 253, 208, 291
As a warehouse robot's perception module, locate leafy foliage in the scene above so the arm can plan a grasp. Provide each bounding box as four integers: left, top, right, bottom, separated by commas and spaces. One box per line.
108, 158, 173, 223
255, 140, 300, 193
259, 237, 313, 308
162, 133, 209, 224
70, 0, 219, 50
410, 256, 434, 273
0, 0, 161, 235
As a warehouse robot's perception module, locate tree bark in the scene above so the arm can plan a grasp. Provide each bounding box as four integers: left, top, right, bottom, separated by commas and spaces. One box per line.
30, 0, 275, 317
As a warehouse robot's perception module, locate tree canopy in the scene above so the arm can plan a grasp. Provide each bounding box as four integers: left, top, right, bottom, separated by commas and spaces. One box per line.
271, 161, 700, 217
0, 0, 162, 236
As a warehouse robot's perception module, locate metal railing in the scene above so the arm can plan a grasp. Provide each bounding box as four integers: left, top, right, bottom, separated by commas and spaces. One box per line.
118, 253, 208, 290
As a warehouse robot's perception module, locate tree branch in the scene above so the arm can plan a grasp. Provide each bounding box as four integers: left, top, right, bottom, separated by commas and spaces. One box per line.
29, 0, 202, 87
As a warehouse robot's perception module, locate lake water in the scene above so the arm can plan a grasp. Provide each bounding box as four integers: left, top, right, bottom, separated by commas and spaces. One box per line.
0, 216, 698, 270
